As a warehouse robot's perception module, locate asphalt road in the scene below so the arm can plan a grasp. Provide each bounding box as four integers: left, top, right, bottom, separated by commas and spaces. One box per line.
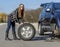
0, 23, 60, 47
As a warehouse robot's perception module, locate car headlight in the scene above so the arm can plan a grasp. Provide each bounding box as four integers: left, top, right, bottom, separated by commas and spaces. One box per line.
46, 8, 50, 12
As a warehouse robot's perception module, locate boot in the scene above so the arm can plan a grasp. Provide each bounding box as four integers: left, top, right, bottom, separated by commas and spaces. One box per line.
5, 32, 12, 41
12, 31, 20, 40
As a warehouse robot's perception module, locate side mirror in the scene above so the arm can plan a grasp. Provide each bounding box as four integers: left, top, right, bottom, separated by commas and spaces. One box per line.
40, 4, 44, 7
40, 4, 46, 8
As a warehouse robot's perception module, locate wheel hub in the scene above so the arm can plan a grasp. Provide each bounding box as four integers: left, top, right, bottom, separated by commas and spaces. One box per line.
21, 26, 33, 38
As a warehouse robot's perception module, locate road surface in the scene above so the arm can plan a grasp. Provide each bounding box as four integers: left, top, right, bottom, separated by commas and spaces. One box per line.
0, 23, 60, 47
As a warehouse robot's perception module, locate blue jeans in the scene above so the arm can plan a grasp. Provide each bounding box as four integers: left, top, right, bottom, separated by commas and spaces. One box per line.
6, 20, 15, 32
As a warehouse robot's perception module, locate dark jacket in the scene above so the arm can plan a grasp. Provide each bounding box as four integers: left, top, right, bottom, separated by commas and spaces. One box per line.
8, 8, 19, 22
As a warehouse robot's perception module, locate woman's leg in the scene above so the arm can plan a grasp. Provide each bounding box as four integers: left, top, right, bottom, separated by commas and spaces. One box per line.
5, 20, 12, 40
12, 22, 20, 40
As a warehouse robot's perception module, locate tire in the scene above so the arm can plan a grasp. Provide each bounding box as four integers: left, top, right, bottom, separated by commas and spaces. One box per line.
40, 27, 44, 35
38, 24, 44, 35
18, 23, 36, 41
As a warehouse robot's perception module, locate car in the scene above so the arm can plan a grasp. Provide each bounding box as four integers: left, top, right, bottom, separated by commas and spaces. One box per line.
38, 2, 60, 37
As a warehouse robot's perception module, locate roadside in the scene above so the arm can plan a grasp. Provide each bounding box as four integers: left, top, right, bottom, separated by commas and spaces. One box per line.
0, 23, 6, 25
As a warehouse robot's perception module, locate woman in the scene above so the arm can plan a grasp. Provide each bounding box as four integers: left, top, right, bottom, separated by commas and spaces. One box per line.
5, 4, 25, 40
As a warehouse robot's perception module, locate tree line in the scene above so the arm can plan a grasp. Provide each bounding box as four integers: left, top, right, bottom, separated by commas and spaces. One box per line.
0, 8, 43, 23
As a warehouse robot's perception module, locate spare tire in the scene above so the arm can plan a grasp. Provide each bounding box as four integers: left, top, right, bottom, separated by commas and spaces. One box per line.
18, 23, 36, 41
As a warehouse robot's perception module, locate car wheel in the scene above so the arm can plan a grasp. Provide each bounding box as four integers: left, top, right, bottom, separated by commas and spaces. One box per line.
18, 23, 36, 41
